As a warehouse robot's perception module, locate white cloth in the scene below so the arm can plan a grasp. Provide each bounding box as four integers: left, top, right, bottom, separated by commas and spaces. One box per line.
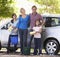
8, 20, 18, 35
12, 19, 19, 27
33, 26, 42, 38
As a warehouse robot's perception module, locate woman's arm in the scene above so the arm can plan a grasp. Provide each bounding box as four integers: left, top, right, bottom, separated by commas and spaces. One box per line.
27, 15, 30, 28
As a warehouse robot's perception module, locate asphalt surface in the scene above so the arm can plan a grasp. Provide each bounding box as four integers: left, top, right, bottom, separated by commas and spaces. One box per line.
0, 48, 60, 57
0, 54, 60, 57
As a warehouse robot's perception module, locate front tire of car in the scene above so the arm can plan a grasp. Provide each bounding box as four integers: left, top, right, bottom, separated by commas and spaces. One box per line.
45, 39, 59, 55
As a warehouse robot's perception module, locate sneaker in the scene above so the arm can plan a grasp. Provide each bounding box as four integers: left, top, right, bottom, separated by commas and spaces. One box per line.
7, 50, 10, 54
38, 53, 42, 55
33, 52, 37, 55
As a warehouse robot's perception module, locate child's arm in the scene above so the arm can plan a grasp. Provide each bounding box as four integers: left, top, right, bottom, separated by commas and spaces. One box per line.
30, 31, 36, 35
36, 27, 42, 33
30, 27, 36, 35
39, 28, 42, 33
14, 28, 18, 32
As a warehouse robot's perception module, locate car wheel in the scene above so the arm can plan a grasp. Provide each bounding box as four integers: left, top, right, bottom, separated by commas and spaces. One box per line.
45, 39, 59, 55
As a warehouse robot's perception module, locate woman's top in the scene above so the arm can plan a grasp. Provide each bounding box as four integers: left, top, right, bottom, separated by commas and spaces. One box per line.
33, 26, 42, 38
16, 15, 30, 29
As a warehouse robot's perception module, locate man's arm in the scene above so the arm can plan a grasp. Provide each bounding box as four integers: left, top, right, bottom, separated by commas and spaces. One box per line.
39, 15, 45, 26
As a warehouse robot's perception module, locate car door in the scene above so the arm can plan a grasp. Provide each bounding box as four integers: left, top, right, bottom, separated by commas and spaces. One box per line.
0, 22, 11, 45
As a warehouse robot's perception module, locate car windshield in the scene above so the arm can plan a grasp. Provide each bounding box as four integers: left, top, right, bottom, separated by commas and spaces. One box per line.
45, 17, 60, 27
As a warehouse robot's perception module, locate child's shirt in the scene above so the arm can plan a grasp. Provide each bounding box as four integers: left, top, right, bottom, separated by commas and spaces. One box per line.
33, 26, 42, 38
8, 20, 18, 35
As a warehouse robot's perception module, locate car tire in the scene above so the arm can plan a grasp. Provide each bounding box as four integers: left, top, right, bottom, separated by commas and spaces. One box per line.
0, 41, 1, 50
45, 39, 59, 55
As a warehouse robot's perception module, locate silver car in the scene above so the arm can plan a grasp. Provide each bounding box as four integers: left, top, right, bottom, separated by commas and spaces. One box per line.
0, 14, 60, 54
42, 14, 60, 54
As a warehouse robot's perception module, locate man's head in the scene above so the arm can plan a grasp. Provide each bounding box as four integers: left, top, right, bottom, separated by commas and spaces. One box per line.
32, 5, 37, 13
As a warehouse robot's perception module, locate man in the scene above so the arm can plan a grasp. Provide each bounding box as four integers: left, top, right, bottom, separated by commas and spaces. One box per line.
29, 5, 44, 55
30, 5, 44, 28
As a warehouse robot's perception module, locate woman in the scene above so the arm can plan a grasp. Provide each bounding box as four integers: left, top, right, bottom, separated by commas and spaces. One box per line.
16, 8, 30, 54
7, 13, 18, 53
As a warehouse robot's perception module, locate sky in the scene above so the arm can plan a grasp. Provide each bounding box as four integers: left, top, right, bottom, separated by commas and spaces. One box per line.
14, 0, 40, 14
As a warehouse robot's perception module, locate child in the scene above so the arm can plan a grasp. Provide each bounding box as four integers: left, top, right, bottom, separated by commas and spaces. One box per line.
32, 19, 42, 55
7, 13, 18, 53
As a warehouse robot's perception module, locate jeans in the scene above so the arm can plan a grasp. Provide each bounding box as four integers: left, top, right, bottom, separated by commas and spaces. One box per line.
34, 38, 42, 54
7, 35, 17, 52
29, 29, 34, 45
19, 29, 28, 54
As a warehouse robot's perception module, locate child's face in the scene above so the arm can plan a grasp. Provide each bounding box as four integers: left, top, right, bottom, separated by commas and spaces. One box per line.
12, 15, 16, 19
36, 21, 40, 26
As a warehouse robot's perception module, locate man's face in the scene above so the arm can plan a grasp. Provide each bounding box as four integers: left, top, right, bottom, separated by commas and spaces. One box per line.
32, 7, 37, 13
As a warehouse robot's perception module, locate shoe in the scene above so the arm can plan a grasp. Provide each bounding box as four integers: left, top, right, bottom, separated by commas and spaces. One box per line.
38, 53, 42, 55
20, 52, 23, 55
33, 53, 37, 55
7, 50, 10, 54
38, 54, 42, 56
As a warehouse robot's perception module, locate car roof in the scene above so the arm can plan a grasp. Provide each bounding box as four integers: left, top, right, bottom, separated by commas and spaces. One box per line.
42, 14, 60, 18
0, 19, 11, 29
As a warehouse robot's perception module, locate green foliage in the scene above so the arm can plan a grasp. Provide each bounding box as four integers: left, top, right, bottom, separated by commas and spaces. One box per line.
29, 0, 60, 14
0, 0, 14, 18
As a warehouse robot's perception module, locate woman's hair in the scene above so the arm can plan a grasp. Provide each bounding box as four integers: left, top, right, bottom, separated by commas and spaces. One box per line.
35, 19, 42, 26
20, 8, 25, 13
12, 13, 17, 18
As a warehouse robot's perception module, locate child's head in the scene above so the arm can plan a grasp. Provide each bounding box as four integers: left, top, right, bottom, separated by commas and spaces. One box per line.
12, 13, 17, 19
35, 19, 42, 26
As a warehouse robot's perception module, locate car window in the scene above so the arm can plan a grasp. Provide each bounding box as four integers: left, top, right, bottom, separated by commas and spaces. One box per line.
45, 17, 60, 27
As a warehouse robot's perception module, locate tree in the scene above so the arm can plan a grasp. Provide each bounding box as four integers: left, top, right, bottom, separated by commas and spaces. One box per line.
0, 0, 14, 18
28, 0, 60, 14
